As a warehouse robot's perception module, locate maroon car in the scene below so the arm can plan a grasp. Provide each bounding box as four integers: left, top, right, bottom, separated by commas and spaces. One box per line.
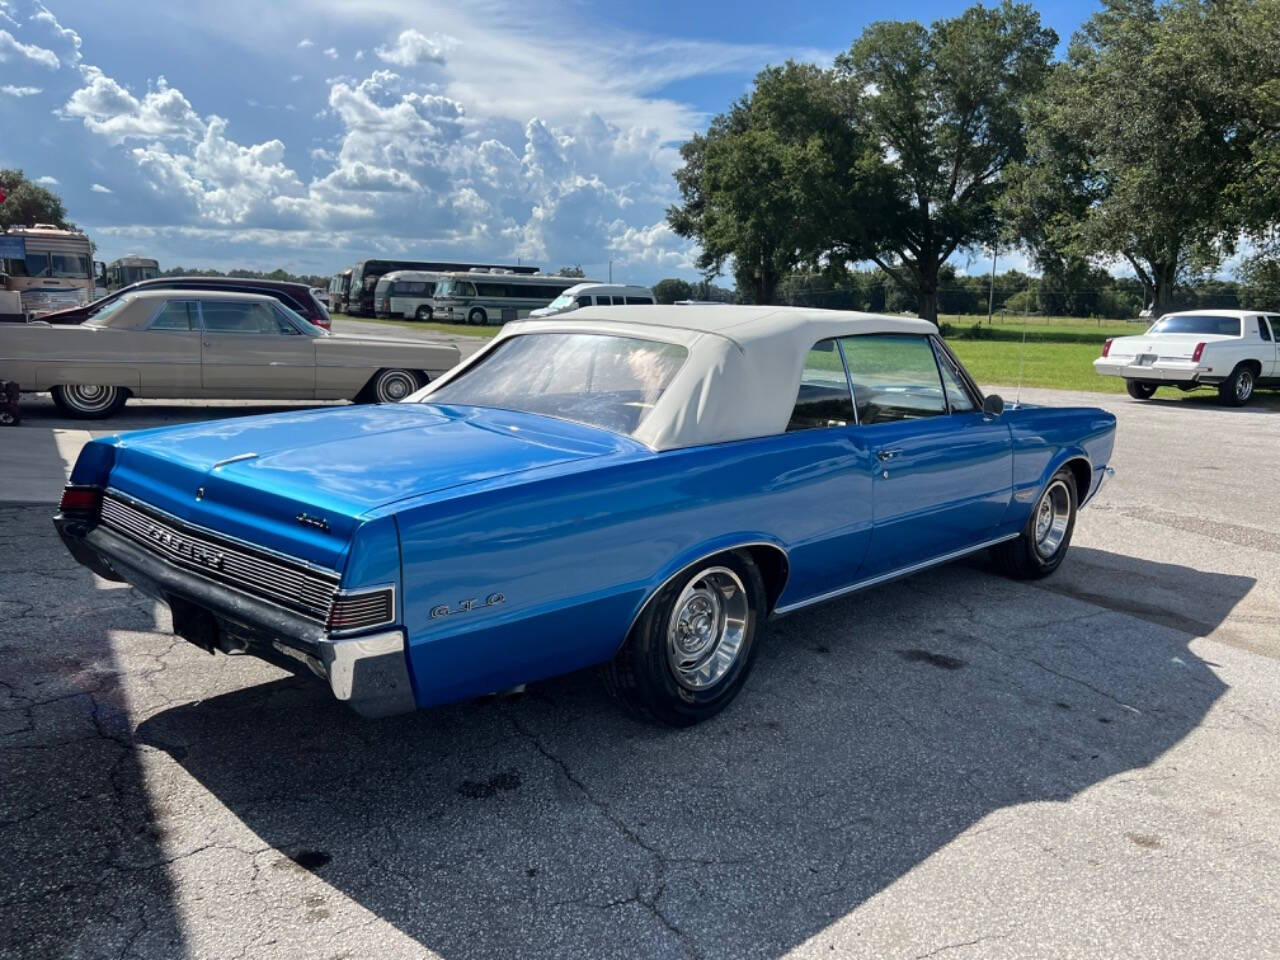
36, 276, 332, 330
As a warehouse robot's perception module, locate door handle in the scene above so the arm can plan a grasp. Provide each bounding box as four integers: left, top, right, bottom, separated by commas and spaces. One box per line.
877, 449, 903, 462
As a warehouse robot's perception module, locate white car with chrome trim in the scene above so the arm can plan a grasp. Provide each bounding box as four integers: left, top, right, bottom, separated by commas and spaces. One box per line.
1094, 309, 1280, 406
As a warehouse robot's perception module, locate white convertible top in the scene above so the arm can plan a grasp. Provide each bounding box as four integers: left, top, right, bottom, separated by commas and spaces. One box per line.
413, 305, 938, 450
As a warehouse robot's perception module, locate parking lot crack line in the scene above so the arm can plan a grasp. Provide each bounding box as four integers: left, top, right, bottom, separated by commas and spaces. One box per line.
915, 933, 1008, 958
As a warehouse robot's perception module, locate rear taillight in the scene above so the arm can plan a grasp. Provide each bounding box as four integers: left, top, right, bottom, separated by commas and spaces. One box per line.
1102, 338, 1113, 358
327, 587, 395, 634
1192, 342, 1206, 362
59, 485, 102, 513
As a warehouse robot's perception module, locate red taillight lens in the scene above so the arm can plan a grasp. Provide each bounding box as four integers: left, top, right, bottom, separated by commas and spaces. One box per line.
59, 485, 102, 513
1102, 338, 1113, 358
1191, 342, 1206, 363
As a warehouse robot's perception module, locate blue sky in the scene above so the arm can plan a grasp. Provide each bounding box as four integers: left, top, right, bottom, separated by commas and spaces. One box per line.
0, 0, 1102, 284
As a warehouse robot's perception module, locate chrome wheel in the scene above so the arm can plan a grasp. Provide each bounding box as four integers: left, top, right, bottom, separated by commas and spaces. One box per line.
62, 384, 120, 414
373, 369, 418, 403
1033, 480, 1072, 559
1236, 369, 1254, 402
665, 566, 749, 691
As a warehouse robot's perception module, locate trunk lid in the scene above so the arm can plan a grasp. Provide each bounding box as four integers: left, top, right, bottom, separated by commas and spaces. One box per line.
1108, 332, 1236, 360
107, 404, 630, 569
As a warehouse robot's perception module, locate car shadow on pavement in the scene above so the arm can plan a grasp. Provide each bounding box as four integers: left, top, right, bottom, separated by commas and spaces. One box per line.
133, 547, 1252, 959
0, 505, 185, 959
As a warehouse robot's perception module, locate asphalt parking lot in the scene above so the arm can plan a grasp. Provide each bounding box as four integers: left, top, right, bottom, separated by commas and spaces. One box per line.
2, 329, 1279, 958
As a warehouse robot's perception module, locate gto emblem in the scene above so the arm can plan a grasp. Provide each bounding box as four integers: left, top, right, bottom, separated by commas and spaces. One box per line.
296, 512, 330, 532
146, 524, 225, 570
430, 593, 505, 619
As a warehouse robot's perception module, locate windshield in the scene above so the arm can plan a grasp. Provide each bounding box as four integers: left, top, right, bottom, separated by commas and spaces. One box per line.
544, 292, 578, 311
84, 294, 136, 327
436, 279, 474, 298
1148, 315, 1241, 337
51, 253, 91, 278
428, 333, 688, 437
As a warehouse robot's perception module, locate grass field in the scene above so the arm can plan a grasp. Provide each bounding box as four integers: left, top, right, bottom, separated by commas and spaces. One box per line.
939, 313, 1144, 339
947, 339, 1119, 393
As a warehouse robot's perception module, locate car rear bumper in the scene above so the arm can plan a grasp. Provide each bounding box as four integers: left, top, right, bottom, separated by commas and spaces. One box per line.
54, 511, 416, 717
1093, 357, 1214, 384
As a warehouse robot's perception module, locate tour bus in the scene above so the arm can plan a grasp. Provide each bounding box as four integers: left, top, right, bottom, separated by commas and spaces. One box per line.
105, 256, 160, 292
374, 270, 444, 321
528, 282, 656, 318
432, 271, 595, 325
347, 258, 539, 316
0, 224, 94, 317
329, 268, 352, 313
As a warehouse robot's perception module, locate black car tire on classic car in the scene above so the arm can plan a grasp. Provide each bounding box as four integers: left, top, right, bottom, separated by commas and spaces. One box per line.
990, 466, 1078, 579
602, 550, 768, 726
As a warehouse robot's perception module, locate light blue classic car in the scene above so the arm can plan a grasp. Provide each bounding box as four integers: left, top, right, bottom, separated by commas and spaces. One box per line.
55, 307, 1116, 724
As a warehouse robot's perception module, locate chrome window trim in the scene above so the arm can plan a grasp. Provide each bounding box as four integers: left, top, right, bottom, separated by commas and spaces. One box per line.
144, 298, 201, 332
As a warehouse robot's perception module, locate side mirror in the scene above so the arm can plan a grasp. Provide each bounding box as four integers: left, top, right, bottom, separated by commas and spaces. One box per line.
982, 394, 1005, 418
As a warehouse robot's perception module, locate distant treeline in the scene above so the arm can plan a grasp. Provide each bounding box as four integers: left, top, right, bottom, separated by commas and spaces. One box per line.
157, 266, 330, 289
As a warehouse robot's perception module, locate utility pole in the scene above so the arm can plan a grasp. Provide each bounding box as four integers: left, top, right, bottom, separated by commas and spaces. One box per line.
608, 259, 612, 283
987, 246, 998, 325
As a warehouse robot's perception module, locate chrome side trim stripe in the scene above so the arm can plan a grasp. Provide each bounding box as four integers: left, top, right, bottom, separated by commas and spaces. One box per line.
772, 533, 1021, 616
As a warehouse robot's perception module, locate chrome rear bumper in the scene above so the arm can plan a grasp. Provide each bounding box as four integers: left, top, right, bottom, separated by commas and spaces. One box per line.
54, 511, 417, 717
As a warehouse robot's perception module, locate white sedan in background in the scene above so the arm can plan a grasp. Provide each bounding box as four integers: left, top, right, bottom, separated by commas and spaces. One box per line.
1094, 309, 1280, 405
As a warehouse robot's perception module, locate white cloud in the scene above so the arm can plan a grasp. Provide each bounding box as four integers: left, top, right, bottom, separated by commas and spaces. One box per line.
90, 182, 112, 193
353, 48, 364, 61
609, 221, 696, 270
289, 73, 302, 83
35, 174, 58, 185
374, 29, 450, 68
0, 27, 58, 68
29, 3, 80, 65
296, 38, 313, 49
62, 66, 203, 143
322, 46, 338, 60
1, 83, 40, 96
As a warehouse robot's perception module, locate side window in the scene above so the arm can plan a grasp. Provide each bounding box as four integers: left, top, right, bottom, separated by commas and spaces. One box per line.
625, 296, 653, 305
1258, 317, 1272, 342
594, 295, 612, 305
576, 295, 592, 308
200, 301, 289, 334
787, 339, 856, 431
1268, 317, 1280, 341
932, 340, 977, 412
840, 334, 947, 425
148, 300, 196, 331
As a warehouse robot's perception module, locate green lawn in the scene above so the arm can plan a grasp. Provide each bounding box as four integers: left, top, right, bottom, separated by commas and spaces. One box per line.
946, 339, 1119, 393
939, 313, 1144, 339
333, 313, 502, 338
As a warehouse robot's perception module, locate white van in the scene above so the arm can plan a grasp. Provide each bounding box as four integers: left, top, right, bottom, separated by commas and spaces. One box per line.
375, 270, 444, 321
529, 283, 656, 318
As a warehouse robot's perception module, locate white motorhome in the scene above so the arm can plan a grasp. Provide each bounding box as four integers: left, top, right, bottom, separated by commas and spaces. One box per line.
375, 270, 445, 321
0, 224, 94, 316
432, 271, 594, 325
528, 283, 656, 318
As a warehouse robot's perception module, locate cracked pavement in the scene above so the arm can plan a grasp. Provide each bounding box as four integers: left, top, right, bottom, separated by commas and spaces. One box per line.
1, 385, 1279, 959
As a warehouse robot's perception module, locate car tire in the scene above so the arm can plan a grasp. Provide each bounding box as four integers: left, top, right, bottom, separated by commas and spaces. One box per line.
362, 368, 424, 404
50, 384, 129, 419
467, 307, 487, 326
990, 467, 1077, 580
602, 550, 765, 726
414, 305, 432, 322
1125, 379, 1157, 400
1217, 363, 1256, 407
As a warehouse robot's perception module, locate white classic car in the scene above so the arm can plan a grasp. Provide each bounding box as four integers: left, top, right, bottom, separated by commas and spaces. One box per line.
1094, 309, 1280, 405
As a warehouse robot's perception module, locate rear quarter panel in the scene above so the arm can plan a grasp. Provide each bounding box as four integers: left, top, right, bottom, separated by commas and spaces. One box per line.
391, 429, 877, 707
1004, 405, 1116, 518
0, 325, 143, 391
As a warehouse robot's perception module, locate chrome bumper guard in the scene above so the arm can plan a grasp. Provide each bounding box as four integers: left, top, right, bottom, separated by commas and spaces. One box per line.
54, 512, 416, 718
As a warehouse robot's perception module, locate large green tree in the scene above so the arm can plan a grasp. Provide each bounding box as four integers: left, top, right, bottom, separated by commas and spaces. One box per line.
1005, 0, 1279, 316
668, 62, 862, 304
0, 169, 70, 231
829, 1, 1056, 323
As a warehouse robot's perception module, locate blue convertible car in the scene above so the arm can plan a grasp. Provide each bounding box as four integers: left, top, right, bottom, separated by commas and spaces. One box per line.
55, 307, 1116, 724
